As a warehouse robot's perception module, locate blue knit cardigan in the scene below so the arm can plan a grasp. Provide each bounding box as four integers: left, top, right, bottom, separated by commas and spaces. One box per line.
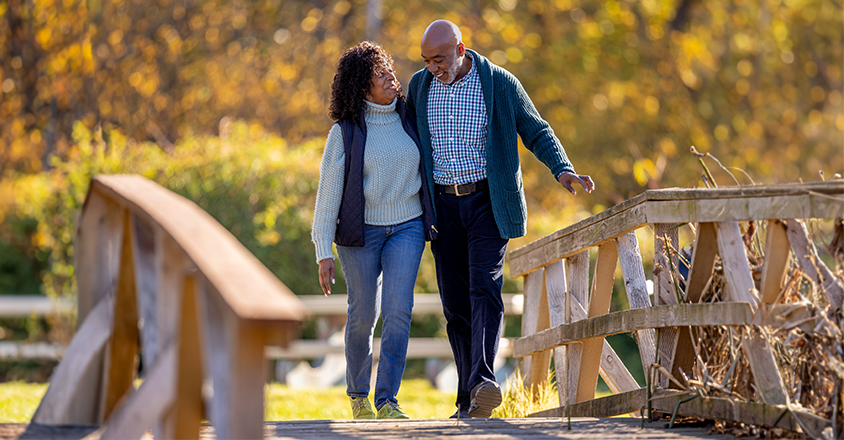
406, 49, 576, 239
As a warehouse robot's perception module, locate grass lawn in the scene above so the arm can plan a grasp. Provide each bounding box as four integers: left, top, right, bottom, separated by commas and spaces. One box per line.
0, 382, 47, 423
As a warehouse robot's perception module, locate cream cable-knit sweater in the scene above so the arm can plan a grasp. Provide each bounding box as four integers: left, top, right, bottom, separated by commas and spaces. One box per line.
311, 98, 423, 263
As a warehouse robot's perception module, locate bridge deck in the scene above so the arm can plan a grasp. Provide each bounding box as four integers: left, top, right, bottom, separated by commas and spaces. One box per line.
2, 418, 735, 439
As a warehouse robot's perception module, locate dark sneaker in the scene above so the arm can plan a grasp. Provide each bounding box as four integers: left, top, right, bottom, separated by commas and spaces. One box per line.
350, 397, 375, 419
449, 410, 470, 419
377, 402, 410, 419
467, 380, 502, 418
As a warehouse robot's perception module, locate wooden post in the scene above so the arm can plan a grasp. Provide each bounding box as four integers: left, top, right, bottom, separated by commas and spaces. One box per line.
100, 210, 140, 421
616, 232, 656, 383
199, 283, 267, 440
653, 224, 680, 389
132, 214, 160, 367
158, 275, 204, 439
785, 218, 843, 310
565, 251, 589, 404
575, 241, 617, 403
716, 221, 788, 405
545, 261, 568, 406
673, 222, 718, 386
523, 268, 552, 391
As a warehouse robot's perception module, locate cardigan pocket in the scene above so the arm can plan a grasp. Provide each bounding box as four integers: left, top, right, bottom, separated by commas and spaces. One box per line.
503, 188, 527, 225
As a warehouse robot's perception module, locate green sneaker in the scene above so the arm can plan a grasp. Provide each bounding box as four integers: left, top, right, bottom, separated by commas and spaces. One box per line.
350, 397, 375, 419
377, 402, 410, 419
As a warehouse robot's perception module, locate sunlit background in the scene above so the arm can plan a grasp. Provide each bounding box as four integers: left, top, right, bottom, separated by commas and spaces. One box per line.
0, 0, 841, 385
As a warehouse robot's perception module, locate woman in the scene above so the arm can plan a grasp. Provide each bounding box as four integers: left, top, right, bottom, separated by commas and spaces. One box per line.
311, 42, 436, 420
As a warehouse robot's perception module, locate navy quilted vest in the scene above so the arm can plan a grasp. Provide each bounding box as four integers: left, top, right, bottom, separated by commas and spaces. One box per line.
334, 101, 437, 247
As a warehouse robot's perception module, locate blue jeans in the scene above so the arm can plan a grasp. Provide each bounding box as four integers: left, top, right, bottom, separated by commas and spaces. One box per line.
337, 216, 424, 409
430, 189, 508, 411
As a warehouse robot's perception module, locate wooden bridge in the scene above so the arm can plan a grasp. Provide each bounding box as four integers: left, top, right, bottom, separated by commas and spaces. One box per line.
512, 181, 843, 438
5, 176, 842, 439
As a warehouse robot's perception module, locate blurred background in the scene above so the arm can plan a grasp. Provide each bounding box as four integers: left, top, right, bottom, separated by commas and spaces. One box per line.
0, 0, 841, 386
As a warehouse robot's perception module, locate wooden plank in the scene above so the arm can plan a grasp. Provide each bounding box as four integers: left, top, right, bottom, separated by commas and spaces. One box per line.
654, 224, 680, 389
565, 293, 639, 395
31, 295, 113, 424
760, 220, 791, 304
515, 302, 758, 358
132, 213, 160, 367
265, 337, 515, 360
75, 191, 108, 324
715, 222, 760, 307
564, 251, 589, 405
91, 175, 306, 322
530, 388, 647, 418
575, 241, 617, 403
716, 221, 788, 405
158, 275, 204, 439
528, 270, 552, 390
684, 223, 718, 303
199, 283, 266, 440
616, 232, 657, 385
509, 182, 843, 277
785, 218, 844, 310
674, 222, 718, 388
100, 210, 141, 421
650, 390, 831, 437
520, 269, 544, 387
100, 341, 177, 440
544, 261, 568, 406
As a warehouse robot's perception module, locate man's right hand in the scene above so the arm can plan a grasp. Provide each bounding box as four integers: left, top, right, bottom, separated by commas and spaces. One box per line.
318, 258, 336, 296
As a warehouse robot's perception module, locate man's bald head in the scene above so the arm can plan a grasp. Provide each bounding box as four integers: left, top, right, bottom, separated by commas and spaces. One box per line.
421, 20, 462, 47
420, 20, 471, 84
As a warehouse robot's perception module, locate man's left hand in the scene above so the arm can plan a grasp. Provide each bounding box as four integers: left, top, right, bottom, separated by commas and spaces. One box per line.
558, 172, 595, 195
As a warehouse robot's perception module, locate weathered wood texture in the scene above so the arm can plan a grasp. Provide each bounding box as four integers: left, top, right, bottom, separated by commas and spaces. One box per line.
531, 388, 647, 418
509, 181, 844, 277
785, 218, 844, 310
616, 232, 656, 379
513, 302, 816, 358
521, 269, 550, 388
35, 175, 306, 440
564, 251, 589, 404
90, 174, 306, 322
3, 418, 740, 440
653, 224, 680, 389
575, 242, 617, 403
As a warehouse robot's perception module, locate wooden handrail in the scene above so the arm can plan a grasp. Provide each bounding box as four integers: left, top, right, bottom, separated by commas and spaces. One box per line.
35, 174, 307, 439
87, 174, 305, 322
509, 181, 844, 277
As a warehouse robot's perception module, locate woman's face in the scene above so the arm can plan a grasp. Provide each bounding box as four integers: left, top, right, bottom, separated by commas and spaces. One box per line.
366, 60, 398, 105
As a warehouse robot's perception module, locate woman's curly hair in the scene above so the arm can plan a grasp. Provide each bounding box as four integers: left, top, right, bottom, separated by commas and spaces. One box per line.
329, 41, 403, 123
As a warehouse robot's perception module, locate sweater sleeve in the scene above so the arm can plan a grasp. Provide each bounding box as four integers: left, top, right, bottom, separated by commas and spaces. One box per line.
510, 74, 576, 177
311, 124, 345, 263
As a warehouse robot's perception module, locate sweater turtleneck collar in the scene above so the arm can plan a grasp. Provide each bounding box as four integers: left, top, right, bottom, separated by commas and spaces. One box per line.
364, 98, 399, 125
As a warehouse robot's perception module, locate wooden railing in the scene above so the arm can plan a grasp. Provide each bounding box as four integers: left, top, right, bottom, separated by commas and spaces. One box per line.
31, 174, 306, 440
509, 181, 842, 435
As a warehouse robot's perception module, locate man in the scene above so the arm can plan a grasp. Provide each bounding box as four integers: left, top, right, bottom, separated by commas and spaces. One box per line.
406, 20, 594, 418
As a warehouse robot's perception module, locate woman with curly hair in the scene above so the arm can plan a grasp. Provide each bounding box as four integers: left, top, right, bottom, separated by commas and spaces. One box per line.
311, 41, 436, 420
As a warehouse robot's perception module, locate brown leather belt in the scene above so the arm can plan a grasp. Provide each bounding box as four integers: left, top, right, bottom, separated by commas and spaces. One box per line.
437, 179, 489, 196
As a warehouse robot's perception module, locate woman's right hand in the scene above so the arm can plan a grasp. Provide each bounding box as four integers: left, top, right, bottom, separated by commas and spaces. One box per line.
318, 258, 336, 296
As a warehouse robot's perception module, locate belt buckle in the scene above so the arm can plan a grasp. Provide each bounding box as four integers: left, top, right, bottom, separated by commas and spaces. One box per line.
453, 183, 470, 196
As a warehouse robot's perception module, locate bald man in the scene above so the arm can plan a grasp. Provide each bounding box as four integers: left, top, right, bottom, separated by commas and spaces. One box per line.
405, 20, 594, 418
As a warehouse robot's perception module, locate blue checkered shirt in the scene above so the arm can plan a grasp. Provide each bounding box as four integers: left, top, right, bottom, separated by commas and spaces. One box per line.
427, 56, 488, 185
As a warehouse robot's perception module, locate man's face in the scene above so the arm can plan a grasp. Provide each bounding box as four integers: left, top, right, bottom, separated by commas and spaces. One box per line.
421, 41, 464, 84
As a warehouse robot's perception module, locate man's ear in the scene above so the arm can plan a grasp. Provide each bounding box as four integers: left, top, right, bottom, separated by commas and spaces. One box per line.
457, 42, 465, 57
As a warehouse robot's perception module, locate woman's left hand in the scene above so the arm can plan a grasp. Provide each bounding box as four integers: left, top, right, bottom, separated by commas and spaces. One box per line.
318, 258, 336, 296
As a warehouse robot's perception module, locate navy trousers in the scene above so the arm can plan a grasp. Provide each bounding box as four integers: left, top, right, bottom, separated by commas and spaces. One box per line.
431, 188, 508, 411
